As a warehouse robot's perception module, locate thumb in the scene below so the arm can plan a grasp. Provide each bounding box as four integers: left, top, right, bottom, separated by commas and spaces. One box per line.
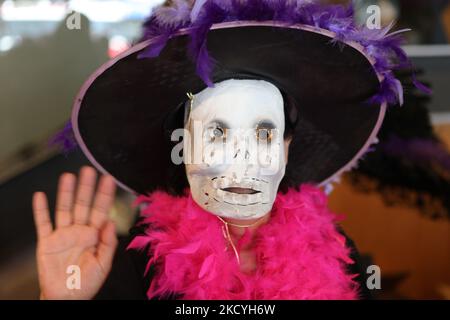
96, 220, 118, 275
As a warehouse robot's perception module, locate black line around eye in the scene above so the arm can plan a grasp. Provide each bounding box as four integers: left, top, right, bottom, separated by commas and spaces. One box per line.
256, 120, 276, 130
206, 119, 230, 130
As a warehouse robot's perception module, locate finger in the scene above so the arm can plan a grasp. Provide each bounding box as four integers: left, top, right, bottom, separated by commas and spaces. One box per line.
55, 173, 76, 228
96, 221, 118, 274
89, 175, 116, 230
73, 166, 97, 225
32, 192, 53, 239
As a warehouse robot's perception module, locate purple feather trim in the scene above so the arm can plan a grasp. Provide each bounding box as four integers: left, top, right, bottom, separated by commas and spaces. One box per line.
382, 135, 450, 172
139, 0, 429, 104
59, 1, 432, 154
48, 121, 78, 155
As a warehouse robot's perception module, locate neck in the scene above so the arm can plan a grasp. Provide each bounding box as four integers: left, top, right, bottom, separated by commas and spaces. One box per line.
221, 213, 271, 240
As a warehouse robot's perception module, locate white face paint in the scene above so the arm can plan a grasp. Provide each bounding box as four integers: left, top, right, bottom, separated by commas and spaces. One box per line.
184, 79, 288, 220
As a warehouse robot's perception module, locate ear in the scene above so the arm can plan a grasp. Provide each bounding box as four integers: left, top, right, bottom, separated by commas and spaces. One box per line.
284, 136, 292, 164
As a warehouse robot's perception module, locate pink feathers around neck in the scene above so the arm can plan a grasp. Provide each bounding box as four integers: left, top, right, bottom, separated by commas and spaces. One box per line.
128, 185, 360, 299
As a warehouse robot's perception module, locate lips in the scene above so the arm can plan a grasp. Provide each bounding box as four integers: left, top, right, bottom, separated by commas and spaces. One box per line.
221, 187, 261, 194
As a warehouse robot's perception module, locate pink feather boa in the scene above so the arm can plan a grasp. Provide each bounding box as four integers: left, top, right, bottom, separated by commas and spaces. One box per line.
128, 185, 360, 299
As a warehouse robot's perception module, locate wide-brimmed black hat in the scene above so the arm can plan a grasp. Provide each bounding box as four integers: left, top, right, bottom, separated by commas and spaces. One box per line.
70, 1, 413, 195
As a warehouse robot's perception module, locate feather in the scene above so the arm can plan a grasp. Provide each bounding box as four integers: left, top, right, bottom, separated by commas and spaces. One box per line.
139, 0, 429, 109
48, 121, 78, 155
382, 135, 450, 172
64, 0, 429, 153
128, 186, 360, 299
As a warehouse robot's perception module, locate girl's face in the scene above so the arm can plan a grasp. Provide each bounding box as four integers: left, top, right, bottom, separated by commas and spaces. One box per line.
184, 79, 289, 220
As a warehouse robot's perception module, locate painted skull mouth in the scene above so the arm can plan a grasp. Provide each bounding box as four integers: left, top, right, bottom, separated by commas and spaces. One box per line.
220, 187, 261, 194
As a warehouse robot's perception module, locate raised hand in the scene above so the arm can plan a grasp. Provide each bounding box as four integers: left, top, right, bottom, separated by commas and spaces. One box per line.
32, 166, 118, 300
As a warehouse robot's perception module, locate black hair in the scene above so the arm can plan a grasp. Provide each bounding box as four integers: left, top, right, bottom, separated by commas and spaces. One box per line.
281, 90, 299, 140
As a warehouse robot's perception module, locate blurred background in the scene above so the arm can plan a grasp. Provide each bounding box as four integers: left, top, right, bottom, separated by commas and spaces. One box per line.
0, 0, 449, 299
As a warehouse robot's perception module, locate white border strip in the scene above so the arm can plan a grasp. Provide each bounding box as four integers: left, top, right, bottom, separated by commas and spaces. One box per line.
402, 45, 450, 58
431, 112, 450, 125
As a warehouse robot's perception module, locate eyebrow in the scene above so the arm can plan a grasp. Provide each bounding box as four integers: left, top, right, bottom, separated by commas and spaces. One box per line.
256, 120, 276, 129
206, 119, 229, 129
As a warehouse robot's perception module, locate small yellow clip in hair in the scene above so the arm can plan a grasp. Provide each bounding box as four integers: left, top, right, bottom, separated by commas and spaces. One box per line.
186, 92, 195, 127
186, 92, 194, 112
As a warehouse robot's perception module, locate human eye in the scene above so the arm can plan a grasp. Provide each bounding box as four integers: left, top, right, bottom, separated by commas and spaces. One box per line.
256, 127, 272, 142
256, 121, 275, 143
205, 121, 227, 142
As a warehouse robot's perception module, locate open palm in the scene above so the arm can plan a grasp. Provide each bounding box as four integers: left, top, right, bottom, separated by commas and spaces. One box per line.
32, 166, 118, 300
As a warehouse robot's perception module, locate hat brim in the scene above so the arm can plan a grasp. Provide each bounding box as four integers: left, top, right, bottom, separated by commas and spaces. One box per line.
72, 21, 386, 195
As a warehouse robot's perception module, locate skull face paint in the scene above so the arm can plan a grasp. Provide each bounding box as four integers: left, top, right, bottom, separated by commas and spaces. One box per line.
184, 79, 288, 220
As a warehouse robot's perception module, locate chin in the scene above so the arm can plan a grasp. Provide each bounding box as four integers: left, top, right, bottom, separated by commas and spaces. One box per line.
203, 202, 273, 221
